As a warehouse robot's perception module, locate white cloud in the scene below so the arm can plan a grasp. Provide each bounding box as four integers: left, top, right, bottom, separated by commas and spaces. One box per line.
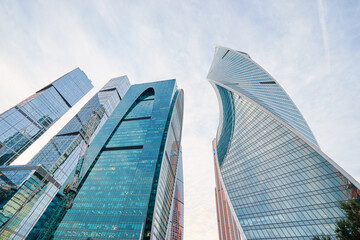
317, 0, 331, 70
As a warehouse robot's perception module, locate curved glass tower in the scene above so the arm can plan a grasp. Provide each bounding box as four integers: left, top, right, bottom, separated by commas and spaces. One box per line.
208, 46, 360, 240
53, 79, 184, 240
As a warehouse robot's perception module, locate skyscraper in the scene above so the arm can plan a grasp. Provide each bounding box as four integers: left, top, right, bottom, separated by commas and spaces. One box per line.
53, 79, 184, 240
0, 68, 93, 166
0, 77, 130, 240
28, 76, 130, 171
208, 47, 360, 239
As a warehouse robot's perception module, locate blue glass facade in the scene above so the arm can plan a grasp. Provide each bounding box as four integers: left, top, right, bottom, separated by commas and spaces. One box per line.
53, 79, 184, 240
208, 47, 360, 239
0, 164, 62, 239
0, 68, 93, 166
0, 77, 129, 239
29, 76, 130, 171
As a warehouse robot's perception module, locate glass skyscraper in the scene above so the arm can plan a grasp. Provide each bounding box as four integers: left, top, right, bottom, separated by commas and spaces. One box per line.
28, 76, 130, 171
0, 76, 130, 239
53, 79, 184, 240
0, 68, 93, 166
208, 47, 360, 239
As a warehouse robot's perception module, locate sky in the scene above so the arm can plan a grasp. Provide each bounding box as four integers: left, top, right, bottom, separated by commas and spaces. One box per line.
0, 1, 360, 239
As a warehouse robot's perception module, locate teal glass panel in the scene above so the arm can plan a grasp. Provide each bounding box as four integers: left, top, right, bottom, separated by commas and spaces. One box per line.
53, 80, 184, 240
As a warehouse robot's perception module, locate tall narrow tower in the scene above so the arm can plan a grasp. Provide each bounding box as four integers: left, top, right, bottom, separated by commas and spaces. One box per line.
0, 76, 129, 240
0, 68, 93, 166
208, 47, 360, 239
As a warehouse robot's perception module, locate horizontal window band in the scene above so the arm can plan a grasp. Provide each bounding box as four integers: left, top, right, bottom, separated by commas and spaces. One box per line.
122, 116, 151, 122
102, 145, 143, 151
136, 98, 154, 102
56, 131, 80, 137
259, 81, 276, 84
100, 87, 122, 100
99, 87, 117, 92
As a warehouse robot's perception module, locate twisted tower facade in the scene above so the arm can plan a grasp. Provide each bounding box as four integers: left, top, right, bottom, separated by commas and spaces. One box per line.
208, 47, 360, 239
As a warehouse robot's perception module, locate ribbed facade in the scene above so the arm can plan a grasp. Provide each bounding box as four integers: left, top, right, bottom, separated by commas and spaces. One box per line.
53, 79, 184, 240
0, 68, 93, 166
208, 47, 360, 239
0, 77, 129, 240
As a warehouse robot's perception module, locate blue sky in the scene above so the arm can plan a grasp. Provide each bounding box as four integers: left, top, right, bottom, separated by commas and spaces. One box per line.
0, 1, 359, 239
